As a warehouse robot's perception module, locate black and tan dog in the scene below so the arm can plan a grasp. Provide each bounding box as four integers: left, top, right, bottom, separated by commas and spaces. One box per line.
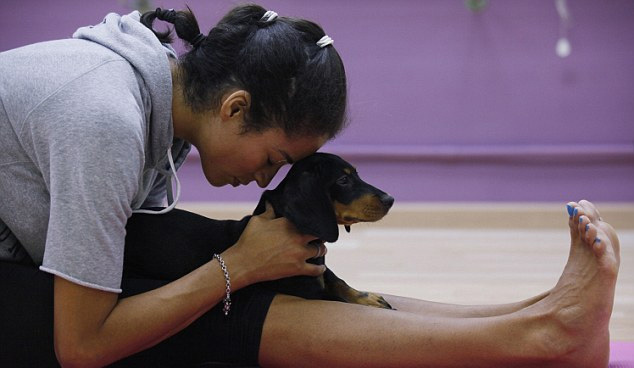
124, 152, 394, 309
253, 152, 394, 309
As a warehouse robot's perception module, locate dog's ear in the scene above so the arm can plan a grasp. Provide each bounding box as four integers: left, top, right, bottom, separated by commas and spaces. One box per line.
282, 171, 339, 242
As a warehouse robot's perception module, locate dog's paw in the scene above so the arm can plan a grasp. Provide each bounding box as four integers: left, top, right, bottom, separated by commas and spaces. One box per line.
353, 292, 394, 310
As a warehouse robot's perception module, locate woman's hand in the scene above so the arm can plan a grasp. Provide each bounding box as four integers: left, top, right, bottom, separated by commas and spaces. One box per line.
221, 203, 327, 288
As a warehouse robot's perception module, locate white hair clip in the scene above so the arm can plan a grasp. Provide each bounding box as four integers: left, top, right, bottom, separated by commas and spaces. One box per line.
316, 35, 334, 48
261, 10, 278, 22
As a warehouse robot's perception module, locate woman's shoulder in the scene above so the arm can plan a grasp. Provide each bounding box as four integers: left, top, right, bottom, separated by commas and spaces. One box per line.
1, 38, 135, 98
2, 39, 145, 131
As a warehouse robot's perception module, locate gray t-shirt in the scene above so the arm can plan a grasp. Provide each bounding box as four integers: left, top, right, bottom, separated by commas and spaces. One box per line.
0, 11, 190, 292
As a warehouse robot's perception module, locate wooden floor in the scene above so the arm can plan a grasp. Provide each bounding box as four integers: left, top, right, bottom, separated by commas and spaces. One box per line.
181, 202, 634, 341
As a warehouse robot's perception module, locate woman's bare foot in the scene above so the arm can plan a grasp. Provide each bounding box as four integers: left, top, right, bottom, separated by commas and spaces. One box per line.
527, 200, 620, 367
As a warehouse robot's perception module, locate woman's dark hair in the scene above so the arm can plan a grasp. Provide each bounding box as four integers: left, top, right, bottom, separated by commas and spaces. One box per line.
141, 4, 347, 139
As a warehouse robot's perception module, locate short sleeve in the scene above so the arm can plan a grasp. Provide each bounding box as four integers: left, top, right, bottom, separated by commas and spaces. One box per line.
32, 62, 145, 292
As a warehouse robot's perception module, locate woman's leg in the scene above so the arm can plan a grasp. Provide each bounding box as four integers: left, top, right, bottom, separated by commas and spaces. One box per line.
260, 294, 548, 368
0, 262, 58, 368
258, 200, 620, 367
110, 278, 274, 367
112, 209, 273, 366
123, 208, 249, 280
382, 289, 551, 318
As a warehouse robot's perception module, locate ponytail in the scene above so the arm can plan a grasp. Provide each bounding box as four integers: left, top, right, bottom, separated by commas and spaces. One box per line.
141, 7, 203, 48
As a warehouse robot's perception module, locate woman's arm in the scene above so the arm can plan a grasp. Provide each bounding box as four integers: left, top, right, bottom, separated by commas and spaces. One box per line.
53, 260, 227, 367
53, 210, 324, 368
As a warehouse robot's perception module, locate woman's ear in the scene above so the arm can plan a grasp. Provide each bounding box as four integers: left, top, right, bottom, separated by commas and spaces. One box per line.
219, 90, 251, 121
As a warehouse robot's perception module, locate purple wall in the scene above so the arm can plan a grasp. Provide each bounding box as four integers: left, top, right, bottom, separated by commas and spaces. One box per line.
2, 0, 633, 202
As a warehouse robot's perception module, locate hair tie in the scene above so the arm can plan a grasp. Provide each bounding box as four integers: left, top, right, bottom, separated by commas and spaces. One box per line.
316, 35, 334, 48
261, 10, 278, 23
191, 33, 206, 48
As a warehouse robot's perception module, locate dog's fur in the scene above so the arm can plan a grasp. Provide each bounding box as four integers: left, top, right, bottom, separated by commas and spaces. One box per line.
254, 152, 394, 308
124, 153, 394, 308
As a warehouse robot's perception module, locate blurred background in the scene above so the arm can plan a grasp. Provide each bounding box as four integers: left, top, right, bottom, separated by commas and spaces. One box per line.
1, 0, 632, 203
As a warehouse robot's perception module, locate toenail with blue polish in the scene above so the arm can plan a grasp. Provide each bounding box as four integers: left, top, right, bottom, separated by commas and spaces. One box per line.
585, 224, 589, 232
567, 205, 574, 217
594, 238, 601, 244
573, 208, 578, 217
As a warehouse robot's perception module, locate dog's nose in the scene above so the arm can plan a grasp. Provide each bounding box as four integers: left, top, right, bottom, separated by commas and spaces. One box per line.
379, 194, 394, 209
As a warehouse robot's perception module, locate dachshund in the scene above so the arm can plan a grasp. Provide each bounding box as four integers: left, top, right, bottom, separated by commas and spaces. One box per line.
123, 152, 394, 309
253, 152, 394, 308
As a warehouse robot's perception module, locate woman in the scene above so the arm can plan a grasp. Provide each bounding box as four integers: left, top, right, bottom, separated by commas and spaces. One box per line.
0, 4, 620, 367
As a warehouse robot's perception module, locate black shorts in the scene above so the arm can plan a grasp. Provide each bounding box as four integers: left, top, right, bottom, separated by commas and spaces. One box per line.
0, 209, 276, 367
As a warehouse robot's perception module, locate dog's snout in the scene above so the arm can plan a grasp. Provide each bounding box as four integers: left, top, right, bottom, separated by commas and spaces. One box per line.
379, 194, 394, 209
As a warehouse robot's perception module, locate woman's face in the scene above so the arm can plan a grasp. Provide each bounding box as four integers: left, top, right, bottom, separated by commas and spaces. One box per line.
196, 122, 328, 188
172, 87, 329, 188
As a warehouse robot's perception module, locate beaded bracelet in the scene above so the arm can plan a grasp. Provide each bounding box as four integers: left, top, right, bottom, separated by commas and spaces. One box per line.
212, 254, 232, 316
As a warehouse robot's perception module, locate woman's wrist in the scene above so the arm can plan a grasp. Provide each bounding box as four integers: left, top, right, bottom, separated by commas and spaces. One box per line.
213, 246, 253, 292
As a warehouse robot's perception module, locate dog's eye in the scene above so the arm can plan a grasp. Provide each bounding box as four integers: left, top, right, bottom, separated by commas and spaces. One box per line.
336, 176, 350, 186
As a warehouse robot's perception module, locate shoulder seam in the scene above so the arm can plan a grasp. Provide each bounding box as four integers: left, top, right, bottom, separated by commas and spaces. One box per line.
17, 58, 129, 138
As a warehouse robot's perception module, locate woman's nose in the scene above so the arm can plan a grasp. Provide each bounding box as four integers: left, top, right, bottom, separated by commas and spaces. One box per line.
255, 174, 270, 188
255, 166, 278, 188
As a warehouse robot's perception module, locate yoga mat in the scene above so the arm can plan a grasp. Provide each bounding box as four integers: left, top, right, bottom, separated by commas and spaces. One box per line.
610, 341, 634, 367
